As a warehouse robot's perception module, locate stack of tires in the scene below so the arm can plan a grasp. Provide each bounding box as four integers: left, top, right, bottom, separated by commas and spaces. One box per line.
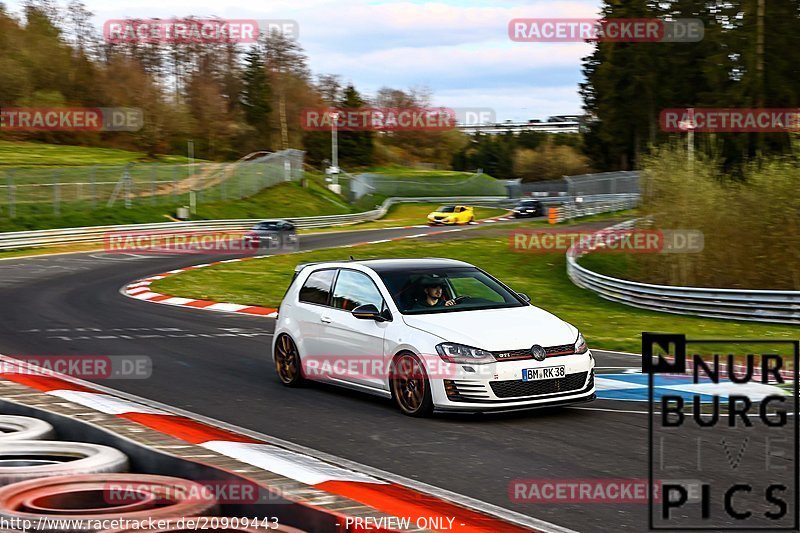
0, 416, 301, 532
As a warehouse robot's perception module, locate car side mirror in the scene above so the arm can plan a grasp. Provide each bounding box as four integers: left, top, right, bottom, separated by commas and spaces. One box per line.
517, 292, 531, 303
352, 304, 387, 321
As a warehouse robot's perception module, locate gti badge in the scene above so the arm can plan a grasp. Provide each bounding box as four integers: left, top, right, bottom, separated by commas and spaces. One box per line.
530, 344, 547, 361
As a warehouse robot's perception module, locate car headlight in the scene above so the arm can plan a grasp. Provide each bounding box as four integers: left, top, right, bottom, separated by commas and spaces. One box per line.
436, 343, 495, 364
574, 333, 588, 354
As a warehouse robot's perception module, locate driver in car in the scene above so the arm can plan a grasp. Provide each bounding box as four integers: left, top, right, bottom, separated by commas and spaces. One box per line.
413, 276, 457, 308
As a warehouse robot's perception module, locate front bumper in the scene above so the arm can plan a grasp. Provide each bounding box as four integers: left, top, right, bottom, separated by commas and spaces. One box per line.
428, 218, 456, 225
430, 351, 596, 412
243, 233, 298, 250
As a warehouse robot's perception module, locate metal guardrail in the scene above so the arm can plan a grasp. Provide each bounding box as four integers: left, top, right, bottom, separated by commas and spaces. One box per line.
0, 196, 511, 250
566, 220, 800, 325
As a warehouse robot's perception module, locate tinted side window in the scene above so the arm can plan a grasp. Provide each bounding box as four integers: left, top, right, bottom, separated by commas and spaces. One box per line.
298, 269, 336, 305
331, 270, 384, 311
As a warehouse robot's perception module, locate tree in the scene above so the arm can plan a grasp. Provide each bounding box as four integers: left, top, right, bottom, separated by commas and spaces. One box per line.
337, 84, 373, 167
240, 47, 272, 151
581, 0, 800, 172
264, 30, 310, 149
315, 74, 342, 105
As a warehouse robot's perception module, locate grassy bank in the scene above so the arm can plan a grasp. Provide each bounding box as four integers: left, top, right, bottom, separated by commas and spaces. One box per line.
0, 140, 192, 166
0, 178, 350, 232
150, 232, 799, 353
298, 203, 508, 233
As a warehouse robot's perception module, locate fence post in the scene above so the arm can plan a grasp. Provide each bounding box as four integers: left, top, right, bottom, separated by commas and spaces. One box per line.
151, 166, 157, 205
7, 170, 15, 218
124, 164, 132, 209
172, 166, 179, 204
221, 165, 227, 201
54, 171, 60, 216
90, 167, 96, 209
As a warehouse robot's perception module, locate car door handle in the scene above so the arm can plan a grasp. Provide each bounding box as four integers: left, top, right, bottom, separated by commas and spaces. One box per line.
320, 316, 332, 324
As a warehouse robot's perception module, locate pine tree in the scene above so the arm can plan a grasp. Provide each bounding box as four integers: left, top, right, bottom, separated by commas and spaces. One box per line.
337, 84, 374, 167
240, 47, 272, 151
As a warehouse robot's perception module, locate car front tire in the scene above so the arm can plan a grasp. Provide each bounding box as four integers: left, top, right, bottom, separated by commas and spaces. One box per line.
390, 352, 433, 417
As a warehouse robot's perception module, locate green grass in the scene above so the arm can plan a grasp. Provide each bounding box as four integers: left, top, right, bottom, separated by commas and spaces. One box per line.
576, 253, 636, 280
366, 166, 491, 179
151, 233, 800, 353
299, 203, 507, 233
0, 141, 193, 166
356, 167, 507, 197
0, 179, 351, 232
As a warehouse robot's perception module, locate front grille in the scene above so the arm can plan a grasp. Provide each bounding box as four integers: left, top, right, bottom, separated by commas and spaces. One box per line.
546, 343, 575, 355
489, 371, 588, 398
492, 343, 575, 361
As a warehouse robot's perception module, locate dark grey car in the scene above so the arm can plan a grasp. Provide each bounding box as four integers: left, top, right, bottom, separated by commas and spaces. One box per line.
244, 220, 299, 251
512, 199, 544, 218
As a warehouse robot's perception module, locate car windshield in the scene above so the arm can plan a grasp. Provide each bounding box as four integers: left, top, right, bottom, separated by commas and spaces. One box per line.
378, 267, 524, 314
436, 206, 456, 213
255, 222, 280, 230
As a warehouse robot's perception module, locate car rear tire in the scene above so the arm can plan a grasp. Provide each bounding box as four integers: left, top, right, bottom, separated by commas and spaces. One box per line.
390, 353, 433, 417
274, 335, 304, 387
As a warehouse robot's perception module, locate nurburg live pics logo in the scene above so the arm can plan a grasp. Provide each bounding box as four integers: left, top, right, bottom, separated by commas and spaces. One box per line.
644, 332, 799, 530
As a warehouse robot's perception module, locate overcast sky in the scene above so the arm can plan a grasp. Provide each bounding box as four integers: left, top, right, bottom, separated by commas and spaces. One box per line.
7, 0, 602, 121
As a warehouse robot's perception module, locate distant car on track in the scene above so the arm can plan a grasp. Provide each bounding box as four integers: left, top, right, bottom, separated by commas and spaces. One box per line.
272, 258, 596, 416
427, 205, 474, 225
243, 220, 298, 250
512, 199, 544, 218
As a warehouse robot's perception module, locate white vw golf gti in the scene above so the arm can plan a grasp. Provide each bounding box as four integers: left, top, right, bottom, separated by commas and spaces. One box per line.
272, 258, 596, 416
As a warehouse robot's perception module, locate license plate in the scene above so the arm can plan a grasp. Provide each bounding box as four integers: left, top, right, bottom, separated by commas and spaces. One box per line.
522, 366, 565, 381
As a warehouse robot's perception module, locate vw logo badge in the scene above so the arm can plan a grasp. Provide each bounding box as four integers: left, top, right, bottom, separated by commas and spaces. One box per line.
530, 345, 547, 361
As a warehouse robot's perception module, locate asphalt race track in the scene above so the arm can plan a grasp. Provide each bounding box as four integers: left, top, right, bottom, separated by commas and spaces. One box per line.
0, 222, 793, 532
